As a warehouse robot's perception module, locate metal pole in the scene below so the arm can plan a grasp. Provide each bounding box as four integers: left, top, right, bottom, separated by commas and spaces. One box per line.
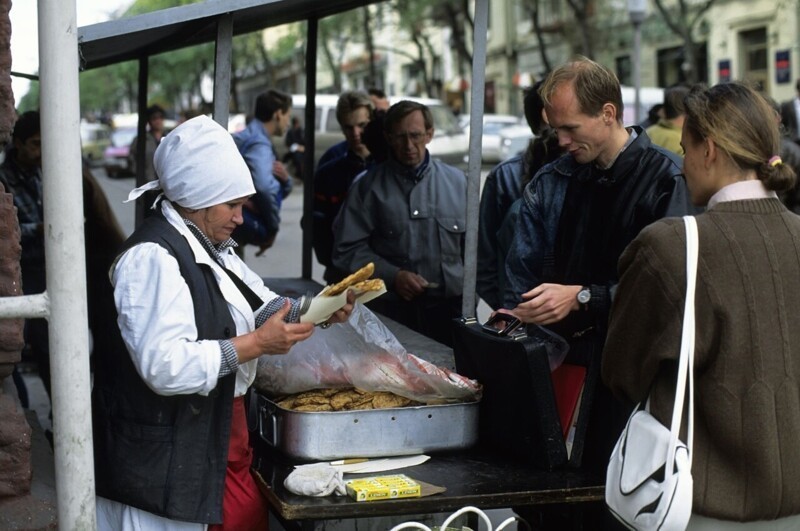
134, 56, 148, 228
462, 0, 489, 318
0, 293, 49, 318
302, 17, 319, 280
38, 0, 96, 528
633, 20, 642, 124
212, 13, 234, 128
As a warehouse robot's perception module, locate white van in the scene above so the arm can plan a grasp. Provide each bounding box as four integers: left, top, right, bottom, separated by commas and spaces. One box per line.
275, 94, 468, 168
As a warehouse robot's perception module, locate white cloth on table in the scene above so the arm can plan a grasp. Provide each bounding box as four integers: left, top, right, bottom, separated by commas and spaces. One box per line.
284, 463, 347, 497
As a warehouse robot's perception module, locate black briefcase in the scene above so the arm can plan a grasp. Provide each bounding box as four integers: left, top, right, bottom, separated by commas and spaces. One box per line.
452, 317, 594, 470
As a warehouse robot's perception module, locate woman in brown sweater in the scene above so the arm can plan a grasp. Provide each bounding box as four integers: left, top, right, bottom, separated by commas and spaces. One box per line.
603, 82, 800, 529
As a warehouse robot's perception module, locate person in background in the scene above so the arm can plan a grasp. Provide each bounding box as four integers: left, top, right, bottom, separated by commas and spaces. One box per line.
638, 102, 664, 129
477, 78, 562, 310
1, 111, 126, 436
333, 100, 466, 347
780, 78, 800, 145
767, 96, 800, 213
502, 58, 694, 528
0, 112, 47, 404
232, 89, 293, 256
603, 82, 800, 530
317, 88, 387, 169
311, 91, 374, 283
646, 84, 690, 156
94, 115, 354, 531
130, 105, 167, 218
283, 116, 305, 181
368, 87, 390, 111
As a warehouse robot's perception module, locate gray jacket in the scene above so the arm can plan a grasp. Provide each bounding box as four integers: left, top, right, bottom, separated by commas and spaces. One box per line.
332, 154, 467, 297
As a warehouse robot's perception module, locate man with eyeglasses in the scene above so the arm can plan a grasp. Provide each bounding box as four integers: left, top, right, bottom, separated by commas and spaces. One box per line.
332, 100, 467, 347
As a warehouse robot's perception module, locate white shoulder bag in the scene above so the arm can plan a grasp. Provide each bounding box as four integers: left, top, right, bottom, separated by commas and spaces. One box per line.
606, 215, 697, 531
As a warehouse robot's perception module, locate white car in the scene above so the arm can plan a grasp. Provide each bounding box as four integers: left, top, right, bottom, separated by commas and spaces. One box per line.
462, 114, 524, 164
497, 124, 535, 162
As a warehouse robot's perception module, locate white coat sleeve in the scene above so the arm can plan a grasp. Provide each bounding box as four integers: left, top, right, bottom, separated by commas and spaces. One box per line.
112, 243, 222, 396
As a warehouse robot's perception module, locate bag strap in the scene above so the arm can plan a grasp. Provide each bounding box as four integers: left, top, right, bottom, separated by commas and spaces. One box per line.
666, 215, 697, 474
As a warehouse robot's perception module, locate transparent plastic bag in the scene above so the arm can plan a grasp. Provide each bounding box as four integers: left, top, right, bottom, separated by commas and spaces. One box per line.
253, 303, 482, 403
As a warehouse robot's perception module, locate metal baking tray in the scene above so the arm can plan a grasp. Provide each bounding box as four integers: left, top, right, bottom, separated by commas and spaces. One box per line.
254, 392, 479, 461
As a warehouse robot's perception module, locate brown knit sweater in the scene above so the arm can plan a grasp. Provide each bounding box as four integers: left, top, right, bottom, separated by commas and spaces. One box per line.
603, 198, 800, 521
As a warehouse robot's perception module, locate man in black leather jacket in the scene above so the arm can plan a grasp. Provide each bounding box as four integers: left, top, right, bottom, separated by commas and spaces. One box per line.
503, 58, 697, 530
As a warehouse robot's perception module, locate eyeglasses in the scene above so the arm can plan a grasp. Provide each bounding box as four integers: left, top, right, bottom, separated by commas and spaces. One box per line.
389, 131, 427, 143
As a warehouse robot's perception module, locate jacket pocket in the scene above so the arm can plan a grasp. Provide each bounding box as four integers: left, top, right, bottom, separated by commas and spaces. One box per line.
109, 417, 174, 514
437, 217, 465, 260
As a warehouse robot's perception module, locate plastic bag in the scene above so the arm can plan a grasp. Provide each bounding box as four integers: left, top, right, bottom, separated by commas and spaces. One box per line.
253, 304, 482, 404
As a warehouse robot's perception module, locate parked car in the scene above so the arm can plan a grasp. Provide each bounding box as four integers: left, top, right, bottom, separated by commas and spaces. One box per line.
497, 124, 535, 162
80, 122, 112, 166
103, 126, 137, 178
460, 114, 523, 164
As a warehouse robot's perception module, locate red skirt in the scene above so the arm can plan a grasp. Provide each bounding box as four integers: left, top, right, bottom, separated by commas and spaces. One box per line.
209, 396, 269, 531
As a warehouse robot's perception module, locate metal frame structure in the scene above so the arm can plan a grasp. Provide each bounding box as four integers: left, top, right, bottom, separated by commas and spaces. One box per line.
0, 0, 489, 527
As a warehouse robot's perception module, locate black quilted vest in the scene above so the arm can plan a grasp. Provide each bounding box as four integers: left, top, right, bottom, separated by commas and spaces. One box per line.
92, 213, 236, 524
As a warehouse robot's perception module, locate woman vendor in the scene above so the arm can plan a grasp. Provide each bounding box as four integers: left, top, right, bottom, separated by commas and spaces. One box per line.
92, 115, 354, 530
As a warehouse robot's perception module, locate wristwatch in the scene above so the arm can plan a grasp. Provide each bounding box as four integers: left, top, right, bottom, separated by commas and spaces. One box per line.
577, 286, 591, 310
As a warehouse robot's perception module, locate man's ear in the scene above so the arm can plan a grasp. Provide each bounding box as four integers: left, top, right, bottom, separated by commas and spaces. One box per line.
602, 103, 617, 125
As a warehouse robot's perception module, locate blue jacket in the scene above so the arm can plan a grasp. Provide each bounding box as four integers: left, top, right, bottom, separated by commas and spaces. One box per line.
476, 154, 525, 310
233, 119, 292, 239
503, 128, 693, 333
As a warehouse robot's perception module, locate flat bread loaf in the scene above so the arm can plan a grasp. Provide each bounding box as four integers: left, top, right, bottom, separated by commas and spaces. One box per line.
321, 262, 376, 296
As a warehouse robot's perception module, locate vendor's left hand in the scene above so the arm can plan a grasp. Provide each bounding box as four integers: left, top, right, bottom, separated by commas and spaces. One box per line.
322, 290, 356, 326
513, 283, 581, 326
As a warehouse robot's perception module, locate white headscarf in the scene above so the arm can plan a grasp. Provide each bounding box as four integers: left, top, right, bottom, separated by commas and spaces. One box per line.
125, 115, 255, 210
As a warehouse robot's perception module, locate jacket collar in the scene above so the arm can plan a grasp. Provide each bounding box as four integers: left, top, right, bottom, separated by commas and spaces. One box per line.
552, 126, 654, 186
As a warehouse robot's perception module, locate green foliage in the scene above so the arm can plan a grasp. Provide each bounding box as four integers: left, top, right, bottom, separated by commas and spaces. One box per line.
18, 81, 40, 113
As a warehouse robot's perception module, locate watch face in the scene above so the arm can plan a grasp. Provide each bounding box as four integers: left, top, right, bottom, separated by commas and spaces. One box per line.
577, 289, 591, 304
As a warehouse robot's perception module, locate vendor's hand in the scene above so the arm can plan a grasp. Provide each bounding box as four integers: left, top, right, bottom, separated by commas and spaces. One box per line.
233, 301, 314, 362
512, 283, 581, 326
272, 161, 289, 183
323, 290, 356, 326
394, 270, 427, 301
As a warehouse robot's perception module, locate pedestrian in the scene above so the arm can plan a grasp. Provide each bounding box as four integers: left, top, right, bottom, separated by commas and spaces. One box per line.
312, 90, 374, 283
130, 104, 168, 218
501, 57, 695, 529
283, 115, 305, 180
604, 81, 800, 529
93, 115, 354, 530
232, 90, 293, 256
646, 84, 690, 156
332, 100, 467, 347
477, 78, 562, 310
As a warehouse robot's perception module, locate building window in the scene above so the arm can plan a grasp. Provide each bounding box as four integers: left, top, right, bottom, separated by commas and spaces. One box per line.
739, 28, 768, 92
656, 44, 708, 86
616, 56, 632, 86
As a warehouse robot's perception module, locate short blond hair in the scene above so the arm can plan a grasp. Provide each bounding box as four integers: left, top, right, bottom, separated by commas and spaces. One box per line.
540, 57, 624, 123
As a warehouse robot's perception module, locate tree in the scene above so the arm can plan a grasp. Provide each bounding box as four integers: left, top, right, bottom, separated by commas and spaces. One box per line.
393, 0, 442, 97
651, 0, 716, 83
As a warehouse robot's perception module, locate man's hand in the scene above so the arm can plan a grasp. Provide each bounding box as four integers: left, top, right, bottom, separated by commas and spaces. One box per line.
255, 234, 277, 257
272, 161, 289, 183
512, 283, 582, 325
394, 270, 428, 301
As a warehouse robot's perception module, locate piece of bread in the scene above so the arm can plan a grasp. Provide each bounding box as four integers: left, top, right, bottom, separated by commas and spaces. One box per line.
321, 262, 376, 296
